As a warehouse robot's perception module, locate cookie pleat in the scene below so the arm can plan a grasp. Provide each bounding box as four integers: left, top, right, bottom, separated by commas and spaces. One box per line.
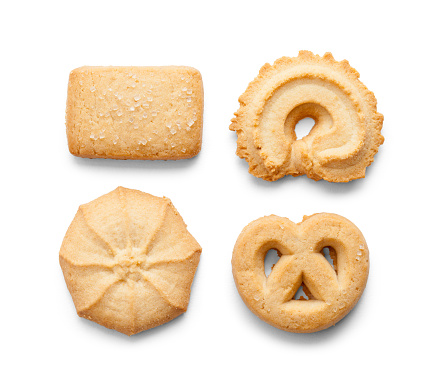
141, 250, 201, 312
59, 259, 121, 314
60, 208, 116, 266
119, 187, 169, 253
145, 202, 202, 264
79, 280, 134, 335
129, 278, 184, 334
80, 189, 130, 251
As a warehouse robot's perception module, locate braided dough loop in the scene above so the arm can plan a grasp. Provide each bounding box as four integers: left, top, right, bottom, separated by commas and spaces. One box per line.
230, 51, 384, 182
232, 213, 369, 333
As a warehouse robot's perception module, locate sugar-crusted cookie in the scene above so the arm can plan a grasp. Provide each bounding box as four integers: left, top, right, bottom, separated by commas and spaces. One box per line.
232, 213, 369, 333
230, 51, 384, 182
66, 66, 203, 160
59, 187, 202, 335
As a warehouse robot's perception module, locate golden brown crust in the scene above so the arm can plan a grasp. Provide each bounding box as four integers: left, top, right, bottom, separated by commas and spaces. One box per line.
230, 51, 384, 182
59, 187, 202, 335
231, 213, 369, 333
66, 66, 203, 160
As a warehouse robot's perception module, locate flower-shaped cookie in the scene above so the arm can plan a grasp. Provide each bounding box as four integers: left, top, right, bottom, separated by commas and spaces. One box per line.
230, 51, 384, 182
59, 187, 201, 335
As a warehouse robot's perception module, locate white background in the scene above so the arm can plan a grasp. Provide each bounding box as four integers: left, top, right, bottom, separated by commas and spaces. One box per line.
2, 0, 441, 387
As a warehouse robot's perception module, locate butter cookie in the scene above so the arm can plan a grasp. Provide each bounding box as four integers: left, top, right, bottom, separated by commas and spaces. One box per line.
66, 66, 203, 160
232, 213, 369, 332
59, 187, 201, 335
230, 51, 384, 182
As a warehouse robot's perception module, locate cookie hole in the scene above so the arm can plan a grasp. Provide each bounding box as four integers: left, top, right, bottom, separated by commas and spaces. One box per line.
322, 246, 338, 274
264, 249, 281, 276
294, 117, 315, 139
293, 283, 316, 300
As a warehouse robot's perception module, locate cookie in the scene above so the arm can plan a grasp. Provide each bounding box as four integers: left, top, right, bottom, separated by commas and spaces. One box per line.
59, 187, 202, 335
66, 66, 203, 160
232, 213, 369, 333
230, 51, 384, 182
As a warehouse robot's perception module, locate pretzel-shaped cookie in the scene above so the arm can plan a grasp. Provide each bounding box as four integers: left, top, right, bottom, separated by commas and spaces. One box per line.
232, 213, 369, 332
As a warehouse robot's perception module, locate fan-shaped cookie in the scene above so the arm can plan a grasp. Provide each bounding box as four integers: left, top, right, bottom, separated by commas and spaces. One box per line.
232, 213, 369, 333
230, 51, 384, 182
59, 187, 202, 335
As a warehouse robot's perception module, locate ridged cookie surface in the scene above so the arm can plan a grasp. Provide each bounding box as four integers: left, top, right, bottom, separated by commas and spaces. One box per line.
59, 187, 202, 335
66, 66, 203, 160
230, 51, 384, 182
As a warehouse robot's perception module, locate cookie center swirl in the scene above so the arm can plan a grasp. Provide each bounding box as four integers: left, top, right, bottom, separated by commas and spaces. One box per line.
283, 103, 332, 143
257, 77, 363, 175
113, 250, 145, 281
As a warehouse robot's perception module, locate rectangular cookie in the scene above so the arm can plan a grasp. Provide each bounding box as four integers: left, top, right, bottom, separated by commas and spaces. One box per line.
66, 66, 203, 160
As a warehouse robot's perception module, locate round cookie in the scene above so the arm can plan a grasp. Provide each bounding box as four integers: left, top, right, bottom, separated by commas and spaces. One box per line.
59, 187, 201, 335
232, 213, 369, 333
230, 51, 384, 182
